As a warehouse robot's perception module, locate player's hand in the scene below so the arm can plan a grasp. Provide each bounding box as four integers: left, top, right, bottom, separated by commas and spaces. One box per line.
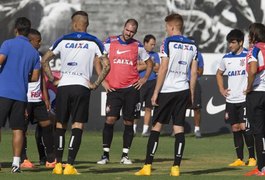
244, 88, 252, 95
88, 81, 98, 90
220, 89, 230, 98
44, 99, 51, 111
53, 79, 60, 87
102, 81, 115, 92
151, 93, 159, 107
133, 78, 147, 90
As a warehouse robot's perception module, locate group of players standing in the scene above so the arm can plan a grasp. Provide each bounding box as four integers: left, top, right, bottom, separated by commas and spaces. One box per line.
0, 9, 265, 177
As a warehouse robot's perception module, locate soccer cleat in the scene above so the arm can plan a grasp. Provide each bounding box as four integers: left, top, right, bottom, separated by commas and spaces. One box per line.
97, 155, 109, 165
170, 165, 180, 176
63, 164, 80, 175
194, 130, 202, 138
52, 163, 63, 175
245, 167, 259, 176
135, 164, 151, 176
21, 159, 35, 168
120, 156, 133, 165
246, 158, 257, 166
11, 166, 21, 173
228, 159, 245, 166
46, 160, 57, 168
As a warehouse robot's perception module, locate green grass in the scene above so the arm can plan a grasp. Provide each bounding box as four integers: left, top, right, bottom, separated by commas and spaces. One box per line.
0, 130, 260, 179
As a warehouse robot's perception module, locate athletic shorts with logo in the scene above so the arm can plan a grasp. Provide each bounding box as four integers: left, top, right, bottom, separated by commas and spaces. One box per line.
246, 91, 265, 135
56, 85, 91, 124
224, 102, 251, 133
134, 79, 156, 119
0, 97, 26, 130
106, 86, 140, 121
152, 89, 190, 126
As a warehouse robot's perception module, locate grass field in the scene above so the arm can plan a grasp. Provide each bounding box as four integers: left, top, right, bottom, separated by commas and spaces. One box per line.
0, 130, 260, 179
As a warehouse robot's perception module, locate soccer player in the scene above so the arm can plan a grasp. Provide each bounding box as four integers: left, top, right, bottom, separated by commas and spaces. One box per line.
0, 17, 40, 173
244, 23, 265, 176
133, 34, 160, 137
97, 19, 153, 165
216, 29, 256, 168
135, 13, 198, 176
41, 11, 110, 175
20, 29, 56, 169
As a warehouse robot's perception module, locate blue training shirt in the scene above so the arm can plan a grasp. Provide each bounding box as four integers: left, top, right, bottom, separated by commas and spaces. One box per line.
139, 51, 160, 80
0, 35, 40, 102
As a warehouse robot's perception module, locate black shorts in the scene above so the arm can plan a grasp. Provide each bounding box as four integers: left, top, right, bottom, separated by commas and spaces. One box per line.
152, 90, 190, 126
187, 80, 202, 109
0, 97, 26, 130
140, 79, 156, 109
26, 101, 49, 124
106, 86, 140, 121
134, 80, 156, 119
56, 85, 91, 124
246, 91, 265, 135
224, 102, 247, 126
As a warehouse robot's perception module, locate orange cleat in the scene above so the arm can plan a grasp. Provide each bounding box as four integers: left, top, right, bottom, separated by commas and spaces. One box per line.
21, 159, 35, 168
244, 167, 259, 176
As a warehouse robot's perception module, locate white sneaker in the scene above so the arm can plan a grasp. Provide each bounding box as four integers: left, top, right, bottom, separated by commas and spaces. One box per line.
97, 155, 109, 165
120, 156, 133, 165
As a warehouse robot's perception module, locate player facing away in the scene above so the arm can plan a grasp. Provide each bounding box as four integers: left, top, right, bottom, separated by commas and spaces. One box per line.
244, 23, 265, 176
135, 13, 198, 176
216, 29, 256, 167
97, 19, 153, 165
41, 11, 110, 175
0, 17, 40, 173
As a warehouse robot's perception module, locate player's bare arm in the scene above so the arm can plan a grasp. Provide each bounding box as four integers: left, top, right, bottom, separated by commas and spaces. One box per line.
30, 69, 40, 82
134, 58, 153, 90
151, 57, 169, 106
216, 69, 231, 97
190, 59, 198, 104
41, 50, 56, 85
90, 55, 110, 90
246, 61, 257, 94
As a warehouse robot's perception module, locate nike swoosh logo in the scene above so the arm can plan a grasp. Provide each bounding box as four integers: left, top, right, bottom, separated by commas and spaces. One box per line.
117, 50, 131, 54
206, 97, 225, 114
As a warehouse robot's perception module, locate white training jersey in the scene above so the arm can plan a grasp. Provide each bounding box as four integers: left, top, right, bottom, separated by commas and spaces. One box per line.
27, 55, 42, 102
50, 32, 107, 88
247, 42, 265, 91
160, 35, 197, 93
218, 48, 248, 103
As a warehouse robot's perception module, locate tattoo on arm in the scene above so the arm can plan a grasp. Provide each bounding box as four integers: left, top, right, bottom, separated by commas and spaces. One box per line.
94, 56, 110, 86
41, 51, 55, 82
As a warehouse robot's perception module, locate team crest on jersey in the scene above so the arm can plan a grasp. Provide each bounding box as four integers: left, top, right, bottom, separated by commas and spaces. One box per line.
77, 34, 82, 38
240, 59, 245, 66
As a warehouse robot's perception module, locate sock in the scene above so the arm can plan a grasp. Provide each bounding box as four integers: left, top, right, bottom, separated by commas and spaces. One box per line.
233, 131, 244, 160
122, 125, 134, 157
41, 124, 55, 162
67, 128, 83, 165
54, 128, 66, 163
12, 156, 20, 167
21, 131, 27, 162
194, 126, 200, 132
142, 125, 149, 134
102, 123, 114, 158
35, 125, 46, 161
133, 124, 137, 134
242, 130, 255, 159
173, 132, 185, 166
145, 131, 160, 164
254, 134, 265, 171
